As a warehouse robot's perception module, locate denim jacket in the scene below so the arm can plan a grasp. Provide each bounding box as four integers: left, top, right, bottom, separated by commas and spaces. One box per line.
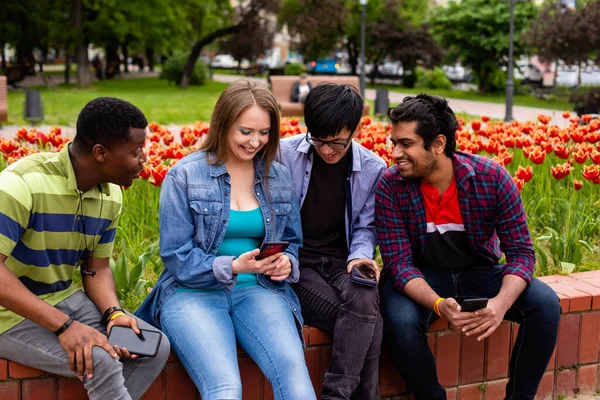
279, 134, 386, 262
135, 151, 304, 338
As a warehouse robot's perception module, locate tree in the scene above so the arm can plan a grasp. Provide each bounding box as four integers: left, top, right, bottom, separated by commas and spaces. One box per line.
220, 17, 277, 67
180, 0, 280, 88
428, 0, 539, 93
525, 1, 600, 85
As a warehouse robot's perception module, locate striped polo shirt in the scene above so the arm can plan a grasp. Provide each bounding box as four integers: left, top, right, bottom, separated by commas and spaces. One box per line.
0, 143, 122, 333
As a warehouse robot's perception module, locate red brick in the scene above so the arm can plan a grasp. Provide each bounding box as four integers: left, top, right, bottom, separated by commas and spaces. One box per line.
509, 323, 519, 351
577, 364, 598, 395
302, 327, 309, 345
164, 363, 197, 400
446, 387, 458, 400
555, 368, 576, 398
584, 278, 600, 290
482, 379, 507, 399
579, 311, 600, 364
545, 347, 556, 372
570, 271, 600, 280
166, 351, 178, 363
0, 360, 6, 381
379, 351, 406, 396
562, 280, 600, 309
0, 381, 19, 400
457, 383, 483, 400
538, 275, 575, 284
556, 314, 580, 368
307, 327, 332, 345
460, 334, 485, 384
57, 377, 87, 400
140, 374, 163, 400
8, 361, 45, 379
548, 283, 591, 312
239, 357, 262, 399
22, 378, 58, 400
486, 323, 510, 380
436, 330, 460, 387
554, 292, 570, 314
427, 333, 436, 354
534, 371, 554, 400
430, 317, 448, 331
303, 347, 321, 397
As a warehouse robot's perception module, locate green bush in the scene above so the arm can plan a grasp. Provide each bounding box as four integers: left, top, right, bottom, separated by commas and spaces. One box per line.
159, 53, 208, 86
415, 66, 453, 90
285, 63, 307, 76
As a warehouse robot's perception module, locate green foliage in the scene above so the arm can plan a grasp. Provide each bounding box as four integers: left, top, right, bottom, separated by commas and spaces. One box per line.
284, 63, 307, 76
476, 65, 506, 94
415, 66, 453, 90
160, 53, 208, 86
428, 0, 539, 93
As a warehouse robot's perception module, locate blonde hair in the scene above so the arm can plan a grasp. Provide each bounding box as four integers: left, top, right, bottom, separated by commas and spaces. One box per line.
201, 79, 281, 176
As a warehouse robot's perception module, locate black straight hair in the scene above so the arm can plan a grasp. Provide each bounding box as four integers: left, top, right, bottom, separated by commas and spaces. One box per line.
304, 83, 364, 139
387, 93, 458, 157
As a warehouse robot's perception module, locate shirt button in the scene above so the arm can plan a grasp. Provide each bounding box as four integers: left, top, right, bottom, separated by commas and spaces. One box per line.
305, 171, 308, 175
256, 192, 261, 196
266, 218, 270, 222
204, 208, 208, 212
223, 220, 227, 224
76, 216, 80, 220
293, 308, 297, 312
224, 192, 229, 197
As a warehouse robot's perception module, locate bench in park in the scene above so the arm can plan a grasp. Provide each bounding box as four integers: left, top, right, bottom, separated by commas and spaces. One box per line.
270, 75, 371, 118
1, 270, 600, 399
0, 76, 7, 122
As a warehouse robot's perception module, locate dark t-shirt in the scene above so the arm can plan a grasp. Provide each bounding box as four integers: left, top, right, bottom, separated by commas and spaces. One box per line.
299, 150, 351, 261
417, 178, 493, 269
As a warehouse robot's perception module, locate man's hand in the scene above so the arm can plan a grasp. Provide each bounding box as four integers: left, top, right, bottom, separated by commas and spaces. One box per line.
57, 320, 118, 380
462, 297, 509, 341
438, 298, 482, 331
106, 314, 141, 359
346, 258, 380, 282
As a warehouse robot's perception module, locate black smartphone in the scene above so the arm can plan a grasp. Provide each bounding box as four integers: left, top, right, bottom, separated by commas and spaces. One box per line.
461, 298, 489, 312
350, 265, 377, 287
256, 241, 289, 260
108, 325, 162, 357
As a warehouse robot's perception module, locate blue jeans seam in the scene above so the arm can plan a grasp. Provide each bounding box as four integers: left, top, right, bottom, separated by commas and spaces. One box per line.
231, 312, 285, 400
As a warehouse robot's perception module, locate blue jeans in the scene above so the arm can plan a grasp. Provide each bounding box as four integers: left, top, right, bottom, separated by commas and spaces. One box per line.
160, 286, 316, 400
381, 265, 561, 400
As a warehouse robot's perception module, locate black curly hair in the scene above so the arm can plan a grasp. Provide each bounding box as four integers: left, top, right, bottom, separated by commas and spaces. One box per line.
387, 93, 458, 157
73, 97, 148, 153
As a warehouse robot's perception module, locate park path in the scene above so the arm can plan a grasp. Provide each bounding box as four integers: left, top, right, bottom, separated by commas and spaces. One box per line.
0, 72, 567, 140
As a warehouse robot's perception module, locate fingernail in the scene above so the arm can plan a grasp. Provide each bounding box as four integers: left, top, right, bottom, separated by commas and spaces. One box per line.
88, 373, 93, 379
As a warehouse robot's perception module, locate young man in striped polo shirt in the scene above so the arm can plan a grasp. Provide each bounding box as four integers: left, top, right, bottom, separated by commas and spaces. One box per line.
376, 94, 561, 400
0, 97, 169, 400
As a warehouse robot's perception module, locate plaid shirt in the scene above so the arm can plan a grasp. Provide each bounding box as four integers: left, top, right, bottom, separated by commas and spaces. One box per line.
375, 151, 535, 292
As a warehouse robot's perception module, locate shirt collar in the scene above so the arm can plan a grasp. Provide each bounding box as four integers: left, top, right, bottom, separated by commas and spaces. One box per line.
209, 155, 276, 179
58, 142, 110, 194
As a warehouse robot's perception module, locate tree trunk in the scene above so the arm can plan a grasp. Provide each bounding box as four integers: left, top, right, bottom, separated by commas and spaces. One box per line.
72, 0, 93, 87
122, 43, 129, 73
0, 43, 5, 71
64, 52, 71, 85
346, 38, 358, 77
181, 24, 242, 88
146, 47, 155, 72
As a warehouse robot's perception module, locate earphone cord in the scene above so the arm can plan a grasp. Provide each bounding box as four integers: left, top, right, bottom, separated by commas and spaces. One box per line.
80, 187, 103, 277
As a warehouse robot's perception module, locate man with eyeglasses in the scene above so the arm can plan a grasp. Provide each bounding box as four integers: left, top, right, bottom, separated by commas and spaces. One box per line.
279, 83, 386, 400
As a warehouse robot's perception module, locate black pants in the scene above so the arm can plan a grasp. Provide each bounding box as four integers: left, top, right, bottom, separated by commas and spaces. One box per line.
292, 257, 383, 400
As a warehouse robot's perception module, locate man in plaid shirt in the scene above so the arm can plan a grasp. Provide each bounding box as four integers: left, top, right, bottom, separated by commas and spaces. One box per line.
375, 94, 560, 400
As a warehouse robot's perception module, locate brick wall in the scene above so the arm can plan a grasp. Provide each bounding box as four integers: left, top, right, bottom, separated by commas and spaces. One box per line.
1, 271, 600, 400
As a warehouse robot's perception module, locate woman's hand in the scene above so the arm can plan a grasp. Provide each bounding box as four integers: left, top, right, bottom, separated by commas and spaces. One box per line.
232, 249, 283, 274
264, 254, 291, 281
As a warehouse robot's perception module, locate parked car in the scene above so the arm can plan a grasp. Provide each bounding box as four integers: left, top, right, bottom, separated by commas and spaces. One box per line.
443, 63, 472, 82
211, 54, 236, 68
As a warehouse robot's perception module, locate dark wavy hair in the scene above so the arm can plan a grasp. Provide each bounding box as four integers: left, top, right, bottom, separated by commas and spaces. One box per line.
387, 93, 458, 157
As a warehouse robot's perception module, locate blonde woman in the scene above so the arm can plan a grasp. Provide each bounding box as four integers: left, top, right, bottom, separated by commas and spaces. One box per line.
136, 79, 315, 400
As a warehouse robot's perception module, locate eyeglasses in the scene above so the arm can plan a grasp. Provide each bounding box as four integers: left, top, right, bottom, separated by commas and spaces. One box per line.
305, 134, 352, 150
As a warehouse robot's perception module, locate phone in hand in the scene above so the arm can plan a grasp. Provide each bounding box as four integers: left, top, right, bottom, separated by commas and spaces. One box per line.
256, 241, 289, 260
108, 325, 162, 357
350, 265, 378, 287
460, 298, 488, 312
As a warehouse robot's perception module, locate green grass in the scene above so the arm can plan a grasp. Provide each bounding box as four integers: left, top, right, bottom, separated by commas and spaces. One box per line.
5, 77, 229, 126
366, 83, 572, 111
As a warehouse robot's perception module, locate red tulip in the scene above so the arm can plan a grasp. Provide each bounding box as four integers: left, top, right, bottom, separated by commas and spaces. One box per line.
573, 180, 583, 190
582, 165, 600, 181
515, 166, 533, 182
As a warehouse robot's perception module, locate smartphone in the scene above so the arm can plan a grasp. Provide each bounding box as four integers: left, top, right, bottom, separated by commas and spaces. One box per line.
108, 325, 162, 357
460, 298, 489, 312
256, 241, 289, 260
350, 265, 377, 287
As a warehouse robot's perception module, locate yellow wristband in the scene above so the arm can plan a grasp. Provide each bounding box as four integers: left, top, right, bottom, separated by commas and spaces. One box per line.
433, 297, 445, 317
109, 312, 126, 322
